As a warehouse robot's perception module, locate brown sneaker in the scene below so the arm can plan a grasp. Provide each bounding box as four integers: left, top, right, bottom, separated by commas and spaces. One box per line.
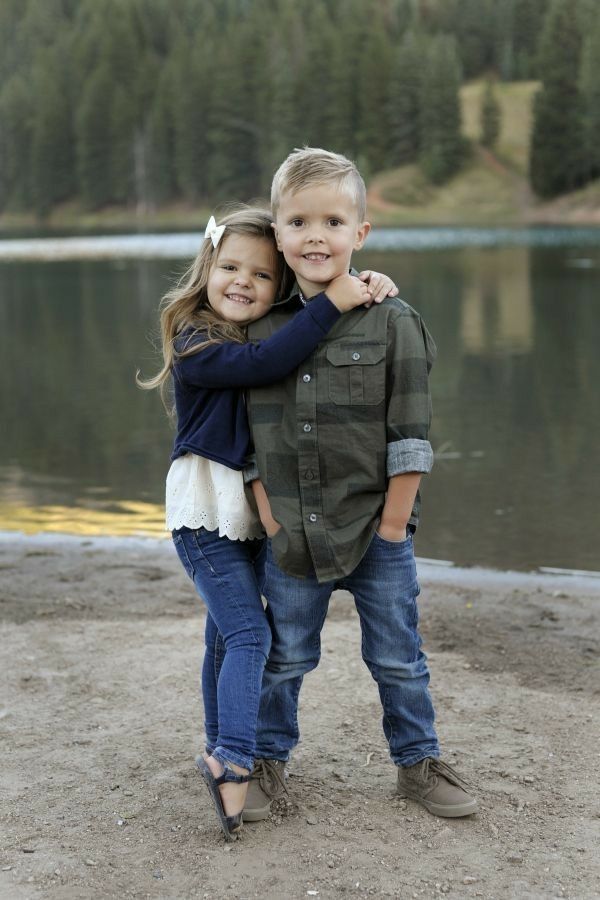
397, 758, 477, 818
243, 759, 288, 822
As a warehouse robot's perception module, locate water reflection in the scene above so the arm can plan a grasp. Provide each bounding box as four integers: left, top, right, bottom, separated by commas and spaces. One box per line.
1, 240, 599, 572
459, 247, 533, 354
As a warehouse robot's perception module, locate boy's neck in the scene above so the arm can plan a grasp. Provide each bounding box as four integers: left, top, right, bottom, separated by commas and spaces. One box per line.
296, 276, 331, 301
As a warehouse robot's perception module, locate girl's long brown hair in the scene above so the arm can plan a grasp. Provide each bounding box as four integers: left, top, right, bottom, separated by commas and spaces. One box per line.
137, 205, 289, 409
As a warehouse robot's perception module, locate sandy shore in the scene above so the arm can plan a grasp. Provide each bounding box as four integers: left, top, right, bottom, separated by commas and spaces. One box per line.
1, 533, 599, 900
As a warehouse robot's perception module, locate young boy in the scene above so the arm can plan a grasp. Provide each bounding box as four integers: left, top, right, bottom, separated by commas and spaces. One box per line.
243, 148, 477, 820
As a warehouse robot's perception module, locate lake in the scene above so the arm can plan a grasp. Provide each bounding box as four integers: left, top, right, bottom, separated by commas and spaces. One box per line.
1, 228, 598, 573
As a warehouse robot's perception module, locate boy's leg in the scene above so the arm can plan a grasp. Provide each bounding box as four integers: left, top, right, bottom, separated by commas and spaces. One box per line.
244, 541, 331, 820
344, 531, 476, 816
256, 541, 332, 759
342, 531, 439, 766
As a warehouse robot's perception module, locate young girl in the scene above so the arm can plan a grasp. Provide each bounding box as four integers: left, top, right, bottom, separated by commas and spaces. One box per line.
139, 206, 396, 840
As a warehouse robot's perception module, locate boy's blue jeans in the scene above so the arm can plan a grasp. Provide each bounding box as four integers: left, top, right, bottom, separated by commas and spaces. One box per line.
256, 531, 440, 767
172, 528, 268, 772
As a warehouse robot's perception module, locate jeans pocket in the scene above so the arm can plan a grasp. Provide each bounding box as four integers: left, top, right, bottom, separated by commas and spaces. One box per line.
172, 533, 195, 580
374, 530, 411, 545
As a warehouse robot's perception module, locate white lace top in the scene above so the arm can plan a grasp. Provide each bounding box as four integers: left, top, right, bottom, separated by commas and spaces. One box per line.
165, 453, 264, 541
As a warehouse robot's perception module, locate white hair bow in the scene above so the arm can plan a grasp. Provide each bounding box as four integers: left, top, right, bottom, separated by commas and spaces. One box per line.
204, 215, 226, 248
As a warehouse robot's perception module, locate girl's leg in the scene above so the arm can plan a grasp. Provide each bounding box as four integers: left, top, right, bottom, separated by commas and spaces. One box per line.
173, 529, 270, 815
201, 613, 220, 756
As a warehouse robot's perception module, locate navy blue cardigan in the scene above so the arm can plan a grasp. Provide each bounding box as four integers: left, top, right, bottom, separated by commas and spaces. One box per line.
170, 292, 340, 469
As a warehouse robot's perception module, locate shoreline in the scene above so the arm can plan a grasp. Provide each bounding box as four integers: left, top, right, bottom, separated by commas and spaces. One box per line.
1, 224, 600, 262
2, 529, 599, 594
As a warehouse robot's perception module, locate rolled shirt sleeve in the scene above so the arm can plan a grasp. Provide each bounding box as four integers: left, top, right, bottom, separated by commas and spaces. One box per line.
242, 454, 259, 484
386, 437, 434, 477
385, 307, 437, 478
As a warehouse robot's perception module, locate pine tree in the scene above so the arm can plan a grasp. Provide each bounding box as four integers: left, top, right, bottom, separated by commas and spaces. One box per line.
578, 14, 600, 181
242, 0, 280, 195
171, 37, 212, 202
0, 75, 33, 210
480, 79, 501, 149
512, 0, 547, 79
388, 31, 423, 166
76, 63, 115, 209
355, 18, 394, 173
110, 87, 136, 204
327, 4, 364, 159
491, 0, 515, 81
529, 0, 585, 197
146, 64, 177, 206
294, 0, 336, 148
264, 41, 300, 187
31, 74, 74, 217
419, 35, 464, 184
206, 29, 262, 201
454, 0, 495, 78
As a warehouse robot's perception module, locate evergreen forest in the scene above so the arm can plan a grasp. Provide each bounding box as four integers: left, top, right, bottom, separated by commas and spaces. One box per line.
1, 0, 599, 219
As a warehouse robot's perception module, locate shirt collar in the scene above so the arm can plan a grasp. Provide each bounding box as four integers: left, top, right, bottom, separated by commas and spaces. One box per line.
277, 268, 359, 308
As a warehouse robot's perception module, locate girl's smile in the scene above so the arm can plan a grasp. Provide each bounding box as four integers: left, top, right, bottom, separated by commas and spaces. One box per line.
207, 234, 278, 325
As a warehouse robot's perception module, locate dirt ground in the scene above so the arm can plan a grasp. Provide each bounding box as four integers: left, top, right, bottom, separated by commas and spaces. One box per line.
1, 533, 599, 900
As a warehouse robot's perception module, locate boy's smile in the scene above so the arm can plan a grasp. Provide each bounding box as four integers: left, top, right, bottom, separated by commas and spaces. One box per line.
273, 184, 370, 298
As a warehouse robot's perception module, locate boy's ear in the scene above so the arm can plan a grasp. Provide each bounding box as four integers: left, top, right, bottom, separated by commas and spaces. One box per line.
271, 221, 283, 251
354, 220, 371, 251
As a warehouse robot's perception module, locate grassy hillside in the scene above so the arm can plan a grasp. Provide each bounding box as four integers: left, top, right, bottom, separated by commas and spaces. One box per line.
461, 80, 536, 175
369, 80, 600, 227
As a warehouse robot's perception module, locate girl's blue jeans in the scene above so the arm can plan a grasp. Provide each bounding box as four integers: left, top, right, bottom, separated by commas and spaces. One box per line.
172, 527, 268, 772
256, 531, 440, 767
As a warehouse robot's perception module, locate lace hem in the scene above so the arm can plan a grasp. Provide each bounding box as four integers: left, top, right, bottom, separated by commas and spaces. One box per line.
165, 453, 264, 541
166, 508, 265, 542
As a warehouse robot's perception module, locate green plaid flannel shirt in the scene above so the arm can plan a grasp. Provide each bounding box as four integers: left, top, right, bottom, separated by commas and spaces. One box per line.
245, 288, 437, 583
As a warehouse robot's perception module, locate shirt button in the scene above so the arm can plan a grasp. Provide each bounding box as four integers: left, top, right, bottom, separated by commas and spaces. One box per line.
352, 351, 361, 361
305, 470, 314, 480
308, 513, 317, 523
303, 423, 312, 432
302, 374, 311, 383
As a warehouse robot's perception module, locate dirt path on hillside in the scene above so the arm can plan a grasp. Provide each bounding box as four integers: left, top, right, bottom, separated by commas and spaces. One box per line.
367, 147, 536, 223
1, 534, 599, 900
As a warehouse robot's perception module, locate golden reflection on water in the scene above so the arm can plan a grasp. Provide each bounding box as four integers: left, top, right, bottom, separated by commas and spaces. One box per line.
460, 247, 533, 355
0, 500, 167, 538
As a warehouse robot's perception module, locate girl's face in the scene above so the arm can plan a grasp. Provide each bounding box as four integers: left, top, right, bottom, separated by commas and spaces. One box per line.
206, 233, 279, 325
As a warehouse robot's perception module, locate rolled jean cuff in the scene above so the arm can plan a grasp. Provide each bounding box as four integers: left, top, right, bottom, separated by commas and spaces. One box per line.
386, 439, 434, 477
213, 746, 254, 773
394, 747, 440, 768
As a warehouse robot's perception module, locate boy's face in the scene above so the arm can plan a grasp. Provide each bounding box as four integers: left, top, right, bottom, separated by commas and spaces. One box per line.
273, 183, 370, 298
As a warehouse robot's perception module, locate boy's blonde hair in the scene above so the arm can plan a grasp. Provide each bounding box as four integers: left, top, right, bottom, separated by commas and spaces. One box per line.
137, 204, 290, 407
271, 147, 367, 221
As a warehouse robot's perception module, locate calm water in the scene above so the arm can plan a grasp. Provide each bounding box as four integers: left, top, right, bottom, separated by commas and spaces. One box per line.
1, 229, 599, 572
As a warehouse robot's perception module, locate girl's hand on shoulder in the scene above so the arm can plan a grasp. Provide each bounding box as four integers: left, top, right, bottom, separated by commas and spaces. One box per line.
326, 274, 371, 312
358, 270, 398, 306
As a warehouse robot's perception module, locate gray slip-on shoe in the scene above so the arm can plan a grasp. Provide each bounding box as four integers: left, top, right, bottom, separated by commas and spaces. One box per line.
243, 759, 288, 822
397, 757, 478, 818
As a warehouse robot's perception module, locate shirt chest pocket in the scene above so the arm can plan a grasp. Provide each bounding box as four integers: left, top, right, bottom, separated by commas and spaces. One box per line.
326, 344, 386, 406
